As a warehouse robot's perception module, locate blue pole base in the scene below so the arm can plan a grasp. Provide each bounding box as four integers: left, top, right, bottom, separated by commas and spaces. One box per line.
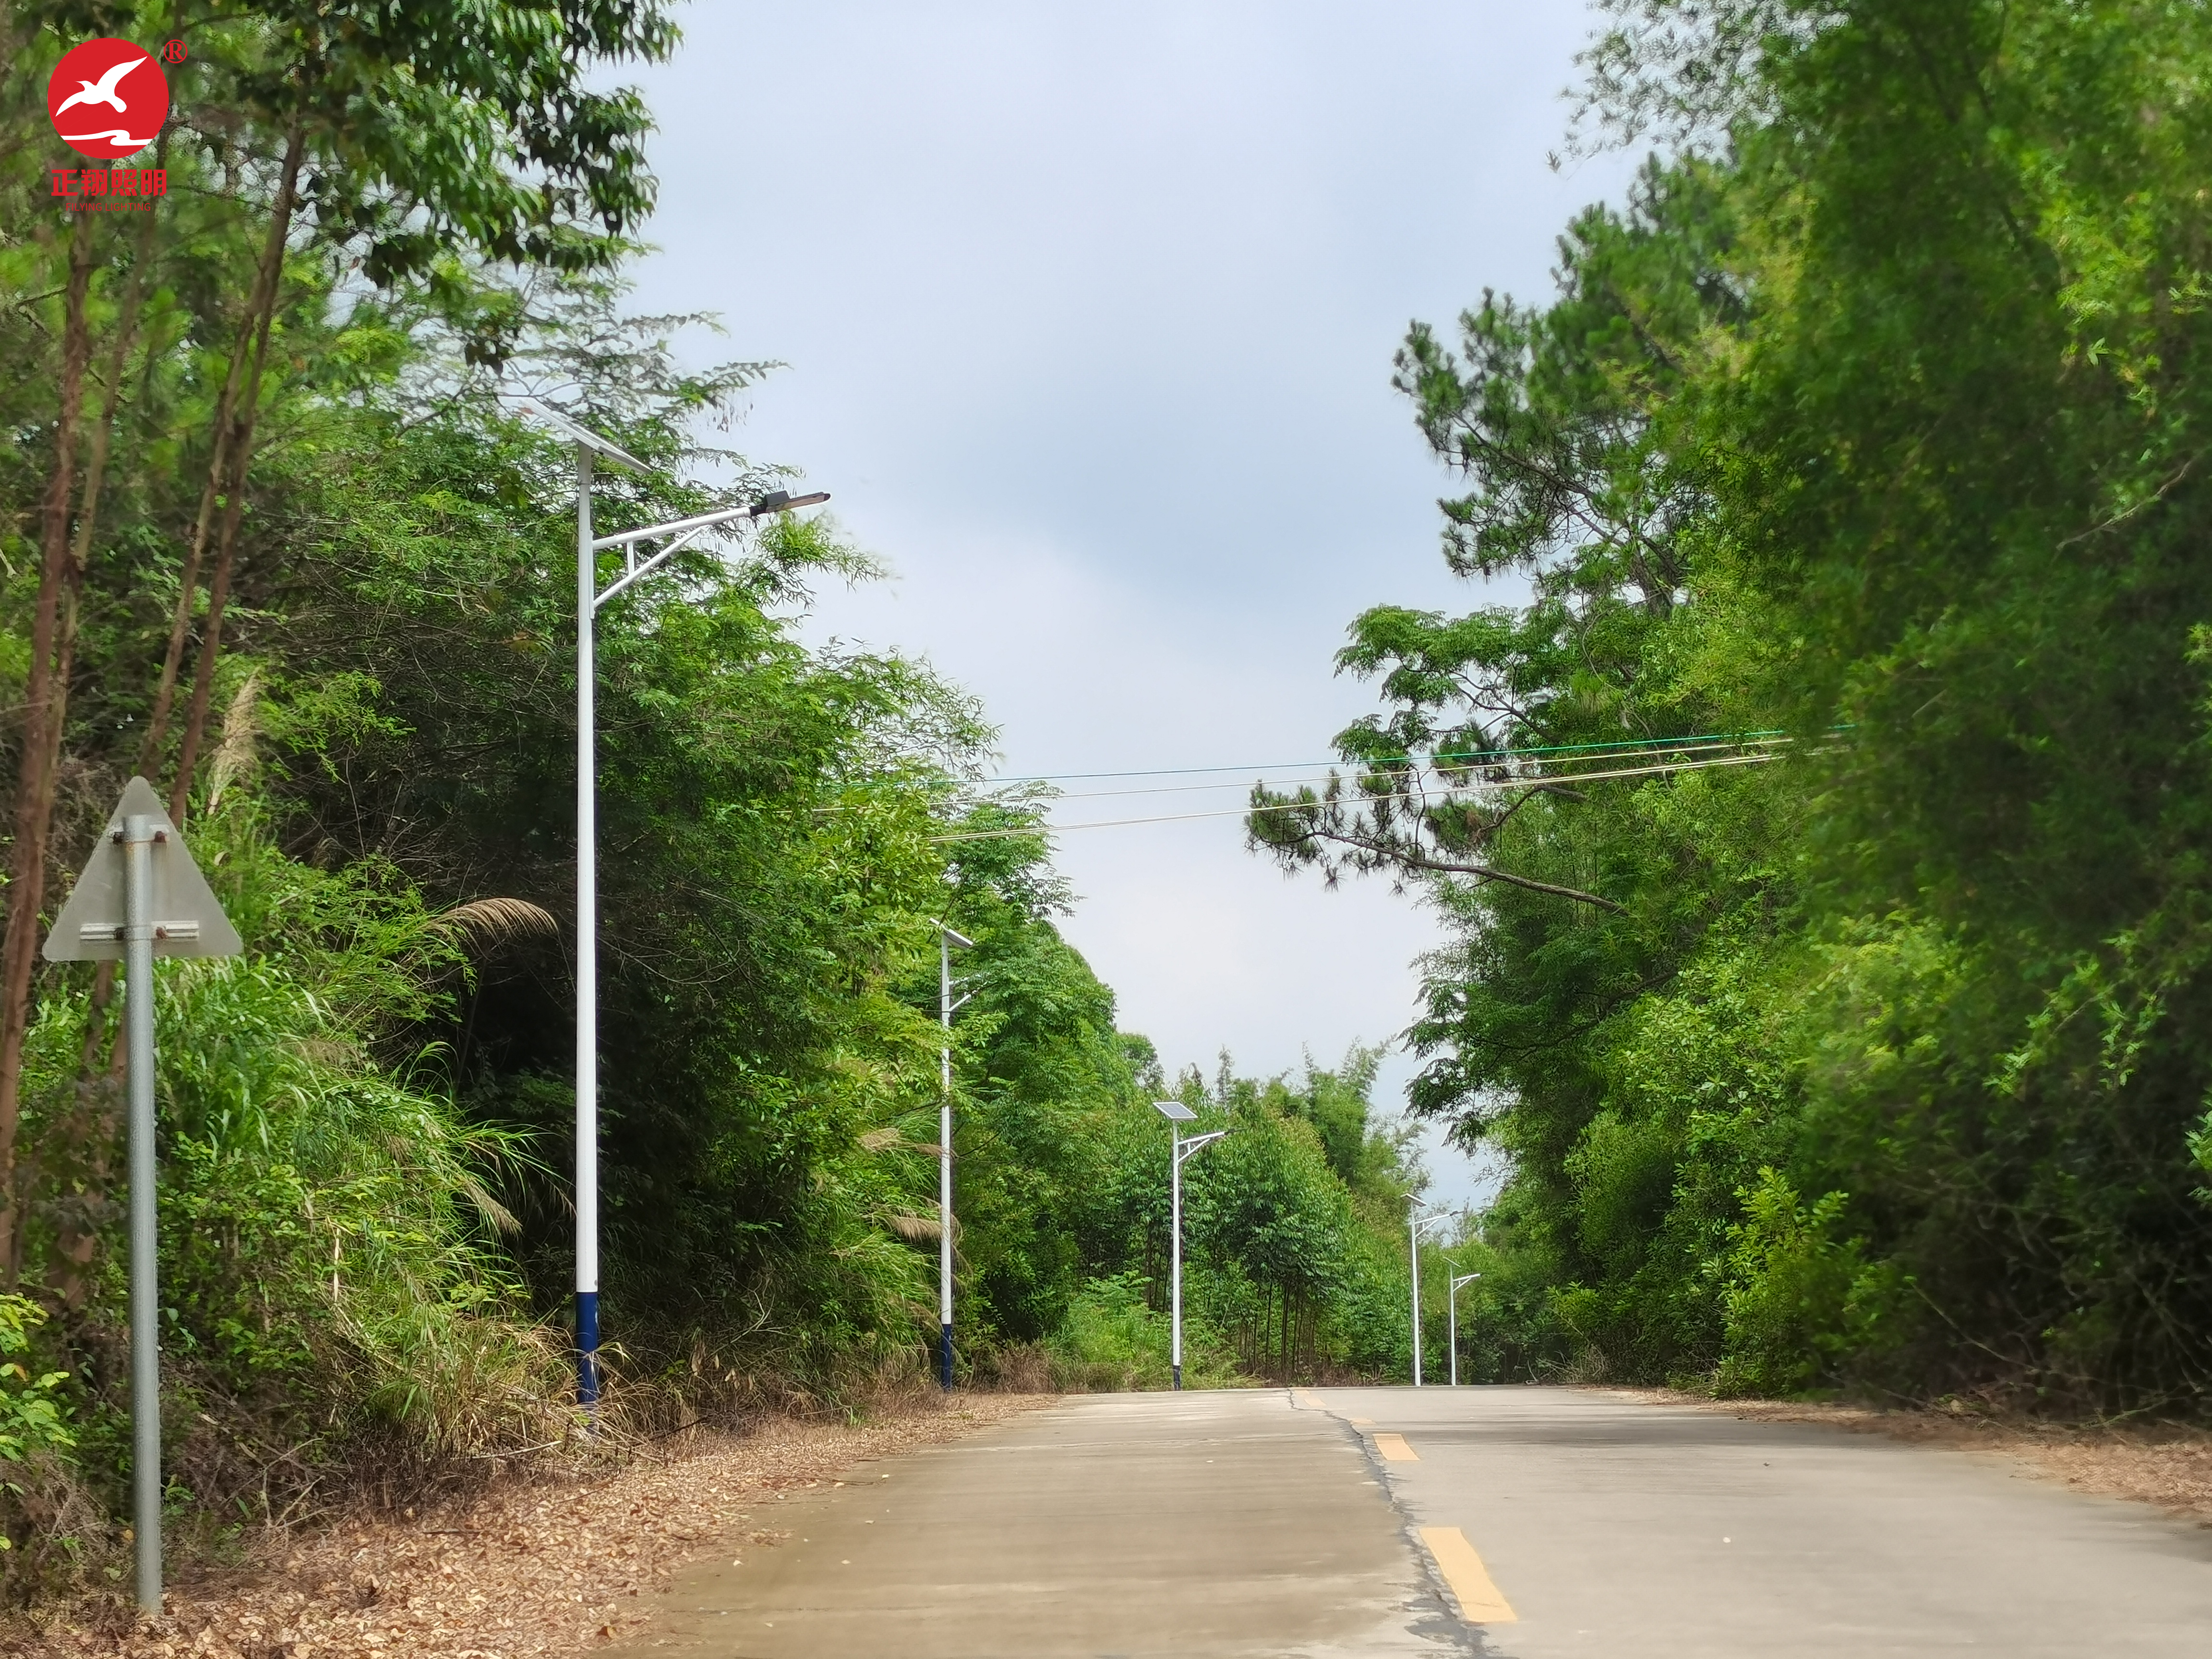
577, 1289, 600, 1407
939, 1321, 953, 1391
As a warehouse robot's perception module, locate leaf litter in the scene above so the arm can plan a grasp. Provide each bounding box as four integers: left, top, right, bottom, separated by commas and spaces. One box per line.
13, 1393, 1050, 1658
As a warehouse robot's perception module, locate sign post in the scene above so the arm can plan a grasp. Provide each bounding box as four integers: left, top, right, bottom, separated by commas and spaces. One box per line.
44, 776, 240, 1614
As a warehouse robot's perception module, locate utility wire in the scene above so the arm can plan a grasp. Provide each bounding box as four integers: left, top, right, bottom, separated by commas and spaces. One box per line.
931, 746, 1790, 843
818, 735, 1799, 815
974, 726, 1802, 786
1018, 734, 1794, 805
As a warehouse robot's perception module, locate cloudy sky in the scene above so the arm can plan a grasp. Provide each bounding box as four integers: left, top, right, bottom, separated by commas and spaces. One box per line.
625, 1, 1638, 1206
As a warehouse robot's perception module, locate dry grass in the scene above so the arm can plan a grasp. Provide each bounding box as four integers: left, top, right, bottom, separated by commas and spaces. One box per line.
12, 1392, 1053, 1659
1613, 1387, 2212, 1524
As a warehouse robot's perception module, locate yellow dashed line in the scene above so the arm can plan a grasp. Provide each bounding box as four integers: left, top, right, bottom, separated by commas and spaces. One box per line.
1291, 1388, 1324, 1409
1350, 1416, 1374, 1425
1420, 1527, 1518, 1623
1373, 1432, 1418, 1461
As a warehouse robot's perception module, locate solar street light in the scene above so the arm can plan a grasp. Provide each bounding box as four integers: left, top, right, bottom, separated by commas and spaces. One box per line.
1410, 1205, 1452, 1386
1154, 1100, 1225, 1389
521, 402, 829, 1409
1448, 1271, 1481, 1387
936, 921, 975, 1389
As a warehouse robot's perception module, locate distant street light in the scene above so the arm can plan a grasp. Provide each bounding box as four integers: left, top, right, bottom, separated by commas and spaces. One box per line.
935, 921, 975, 1390
1448, 1271, 1481, 1388
1409, 1205, 1451, 1387
1155, 1100, 1227, 1390
524, 402, 828, 1408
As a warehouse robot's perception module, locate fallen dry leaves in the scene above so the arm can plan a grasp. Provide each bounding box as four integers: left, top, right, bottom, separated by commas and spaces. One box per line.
12, 1393, 1051, 1659
1614, 1387, 2212, 1523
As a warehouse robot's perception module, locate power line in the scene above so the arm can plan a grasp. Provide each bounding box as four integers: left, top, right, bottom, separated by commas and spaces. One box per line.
1021, 734, 1793, 804
973, 726, 1803, 786
931, 746, 1790, 843
818, 733, 1801, 816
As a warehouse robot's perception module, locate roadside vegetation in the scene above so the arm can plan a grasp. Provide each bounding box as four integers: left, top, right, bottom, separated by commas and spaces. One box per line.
1256, 0, 2212, 1415
0, 0, 1435, 1605
14, 0, 2203, 1622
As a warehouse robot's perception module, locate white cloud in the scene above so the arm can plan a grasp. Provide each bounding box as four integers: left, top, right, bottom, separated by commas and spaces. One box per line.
626, 0, 1637, 1208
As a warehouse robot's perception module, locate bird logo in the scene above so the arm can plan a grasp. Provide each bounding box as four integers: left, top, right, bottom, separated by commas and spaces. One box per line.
48, 38, 168, 161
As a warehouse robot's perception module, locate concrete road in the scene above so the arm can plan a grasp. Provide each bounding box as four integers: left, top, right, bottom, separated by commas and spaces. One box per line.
1314, 1384, 2212, 1656
608, 1386, 2212, 1658
609, 1390, 1458, 1658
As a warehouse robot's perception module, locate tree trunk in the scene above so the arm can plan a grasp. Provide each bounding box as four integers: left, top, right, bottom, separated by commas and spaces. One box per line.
0, 213, 101, 1264
32, 202, 165, 1295
142, 120, 305, 787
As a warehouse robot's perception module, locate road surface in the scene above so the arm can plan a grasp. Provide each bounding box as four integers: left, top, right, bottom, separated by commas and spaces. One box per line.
607, 1384, 2212, 1657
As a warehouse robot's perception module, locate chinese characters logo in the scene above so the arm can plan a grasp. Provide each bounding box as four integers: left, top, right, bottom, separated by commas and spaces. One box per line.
48, 37, 168, 160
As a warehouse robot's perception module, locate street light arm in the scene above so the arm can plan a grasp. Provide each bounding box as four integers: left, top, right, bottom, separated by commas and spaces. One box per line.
589, 493, 830, 553
1175, 1128, 1229, 1166
592, 522, 709, 611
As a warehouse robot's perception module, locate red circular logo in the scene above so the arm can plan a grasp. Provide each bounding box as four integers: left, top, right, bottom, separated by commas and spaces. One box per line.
48, 39, 168, 161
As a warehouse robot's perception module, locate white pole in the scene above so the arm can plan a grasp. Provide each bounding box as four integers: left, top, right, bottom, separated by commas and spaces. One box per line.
123, 813, 160, 1612
939, 929, 954, 1390
574, 445, 600, 1408
1170, 1127, 1184, 1390
1449, 1277, 1458, 1388
1448, 1271, 1480, 1387
1410, 1211, 1422, 1388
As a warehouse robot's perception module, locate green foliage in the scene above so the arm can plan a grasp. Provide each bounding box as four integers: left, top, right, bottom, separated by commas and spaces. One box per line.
0, 1298, 72, 1469
1714, 1171, 1861, 1397
1042, 1274, 1240, 1392
1264, 0, 2212, 1412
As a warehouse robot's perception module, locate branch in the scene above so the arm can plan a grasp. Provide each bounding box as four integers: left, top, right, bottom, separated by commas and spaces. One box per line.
1289, 819, 1625, 913
1387, 847, 1627, 912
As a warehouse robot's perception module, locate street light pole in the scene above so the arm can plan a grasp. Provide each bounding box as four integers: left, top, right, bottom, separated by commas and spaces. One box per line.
1155, 1101, 1225, 1390
531, 403, 828, 1409
1448, 1271, 1481, 1388
1409, 1206, 1448, 1387
572, 441, 601, 1407
937, 922, 974, 1390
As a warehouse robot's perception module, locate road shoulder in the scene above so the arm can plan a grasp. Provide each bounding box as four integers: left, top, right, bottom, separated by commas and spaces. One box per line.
1614, 1387, 2212, 1526
17, 1393, 1052, 1659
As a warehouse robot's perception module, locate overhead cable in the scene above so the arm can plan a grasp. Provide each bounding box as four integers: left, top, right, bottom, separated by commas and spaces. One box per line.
930, 746, 1792, 843
974, 726, 1803, 787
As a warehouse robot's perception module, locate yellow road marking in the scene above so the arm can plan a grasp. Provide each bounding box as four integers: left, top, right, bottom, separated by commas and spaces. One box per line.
1291, 1388, 1324, 1409
1420, 1527, 1518, 1624
1350, 1416, 1374, 1425
1373, 1432, 1418, 1461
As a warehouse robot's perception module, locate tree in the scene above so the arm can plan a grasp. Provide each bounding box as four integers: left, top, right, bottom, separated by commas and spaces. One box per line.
1261, 0, 2212, 1408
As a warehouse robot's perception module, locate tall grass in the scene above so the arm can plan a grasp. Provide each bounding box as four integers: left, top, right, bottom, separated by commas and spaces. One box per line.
1034, 1274, 1245, 1392
4, 790, 579, 1593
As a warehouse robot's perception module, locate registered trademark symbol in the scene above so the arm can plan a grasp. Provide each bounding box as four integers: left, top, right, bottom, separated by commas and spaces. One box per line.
161, 39, 186, 64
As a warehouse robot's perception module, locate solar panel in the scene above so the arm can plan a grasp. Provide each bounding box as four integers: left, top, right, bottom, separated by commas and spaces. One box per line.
1153, 1100, 1198, 1121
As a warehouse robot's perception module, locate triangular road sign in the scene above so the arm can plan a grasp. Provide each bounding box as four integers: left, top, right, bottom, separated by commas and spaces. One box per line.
43, 777, 243, 962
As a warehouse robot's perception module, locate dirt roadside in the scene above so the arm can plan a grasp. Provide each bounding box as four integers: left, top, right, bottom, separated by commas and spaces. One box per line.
13, 1392, 1053, 1659
1620, 1387, 2212, 1524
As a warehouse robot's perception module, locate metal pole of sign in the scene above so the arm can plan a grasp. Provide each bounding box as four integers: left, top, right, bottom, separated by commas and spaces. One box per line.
123, 814, 160, 1613
44, 775, 241, 1619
